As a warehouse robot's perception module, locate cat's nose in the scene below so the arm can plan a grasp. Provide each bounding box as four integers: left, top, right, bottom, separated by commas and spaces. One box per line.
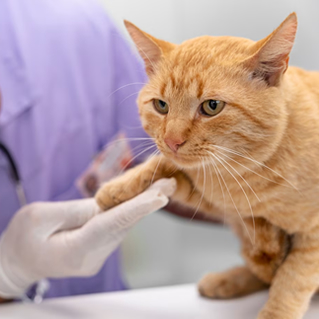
164, 137, 187, 152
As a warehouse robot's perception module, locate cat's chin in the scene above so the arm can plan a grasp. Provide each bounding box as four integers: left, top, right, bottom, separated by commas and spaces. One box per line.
163, 152, 202, 169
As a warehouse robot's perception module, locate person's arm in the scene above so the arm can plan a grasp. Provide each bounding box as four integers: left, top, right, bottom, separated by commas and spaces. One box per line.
0, 178, 175, 301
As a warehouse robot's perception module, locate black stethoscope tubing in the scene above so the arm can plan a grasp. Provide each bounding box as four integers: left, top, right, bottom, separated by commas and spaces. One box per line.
0, 141, 27, 206
0, 142, 20, 183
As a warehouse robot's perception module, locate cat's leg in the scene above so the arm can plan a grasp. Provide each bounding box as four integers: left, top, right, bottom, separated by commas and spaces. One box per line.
95, 154, 212, 213
258, 229, 319, 319
95, 155, 173, 210
233, 218, 290, 284
197, 219, 287, 300
198, 266, 268, 299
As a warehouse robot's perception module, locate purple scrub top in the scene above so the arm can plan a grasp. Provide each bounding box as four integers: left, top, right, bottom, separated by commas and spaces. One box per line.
0, 0, 148, 298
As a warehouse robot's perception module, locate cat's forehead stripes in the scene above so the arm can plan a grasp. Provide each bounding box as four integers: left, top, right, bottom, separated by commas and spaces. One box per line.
157, 69, 205, 102
195, 74, 204, 99
156, 35, 255, 100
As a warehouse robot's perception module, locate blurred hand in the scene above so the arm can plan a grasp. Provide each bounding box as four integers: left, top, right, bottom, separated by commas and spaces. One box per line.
0, 178, 176, 298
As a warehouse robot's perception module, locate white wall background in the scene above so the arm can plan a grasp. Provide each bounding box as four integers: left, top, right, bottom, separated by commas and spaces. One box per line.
101, 0, 319, 70
98, 0, 319, 289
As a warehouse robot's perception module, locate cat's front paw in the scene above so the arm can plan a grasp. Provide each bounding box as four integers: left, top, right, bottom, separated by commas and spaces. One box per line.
95, 179, 132, 211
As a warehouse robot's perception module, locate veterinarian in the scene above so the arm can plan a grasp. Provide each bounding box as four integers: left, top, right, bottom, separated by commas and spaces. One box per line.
0, 0, 176, 303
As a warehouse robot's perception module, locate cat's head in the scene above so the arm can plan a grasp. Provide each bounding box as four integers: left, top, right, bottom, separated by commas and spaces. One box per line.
125, 13, 297, 169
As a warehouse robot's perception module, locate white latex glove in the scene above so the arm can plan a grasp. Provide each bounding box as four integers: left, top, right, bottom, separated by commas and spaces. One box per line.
0, 178, 176, 299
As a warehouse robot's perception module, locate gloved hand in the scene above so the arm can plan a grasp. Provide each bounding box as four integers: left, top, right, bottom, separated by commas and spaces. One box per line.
0, 178, 176, 299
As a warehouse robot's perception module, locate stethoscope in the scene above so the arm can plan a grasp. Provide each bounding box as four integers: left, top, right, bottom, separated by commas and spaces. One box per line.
0, 142, 27, 207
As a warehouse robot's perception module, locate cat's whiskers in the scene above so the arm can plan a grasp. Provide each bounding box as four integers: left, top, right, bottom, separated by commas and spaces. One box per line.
191, 159, 206, 221
120, 143, 157, 174
116, 147, 159, 201
215, 149, 289, 190
210, 157, 226, 225
211, 144, 298, 192
207, 151, 255, 245
207, 161, 214, 204
107, 82, 148, 98
105, 137, 155, 150
129, 140, 156, 155
108, 137, 156, 172
118, 91, 141, 105
150, 153, 162, 186
169, 166, 179, 176
215, 153, 261, 203
188, 166, 200, 200
214, 153, 257, 243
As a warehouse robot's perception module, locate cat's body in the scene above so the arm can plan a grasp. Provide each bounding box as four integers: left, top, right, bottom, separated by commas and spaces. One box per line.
96, 14, 319, 318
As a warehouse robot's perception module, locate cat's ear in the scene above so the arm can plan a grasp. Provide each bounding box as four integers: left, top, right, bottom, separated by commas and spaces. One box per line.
124, 20, 175, 76
244, 13, 297, 86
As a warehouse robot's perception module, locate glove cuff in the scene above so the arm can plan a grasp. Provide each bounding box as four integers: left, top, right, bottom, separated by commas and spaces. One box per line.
0, 236, 31, 298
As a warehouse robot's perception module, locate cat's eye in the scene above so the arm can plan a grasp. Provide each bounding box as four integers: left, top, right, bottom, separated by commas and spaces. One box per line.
153, 99, 169, 114
200, 100, 226, 116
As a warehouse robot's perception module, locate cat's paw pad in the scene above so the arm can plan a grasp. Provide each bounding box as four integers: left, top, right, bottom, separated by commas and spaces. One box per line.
198, 273, 242, 299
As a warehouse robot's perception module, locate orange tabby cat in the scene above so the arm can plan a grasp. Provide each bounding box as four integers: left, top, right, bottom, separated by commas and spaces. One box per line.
96, 13, 319, 319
